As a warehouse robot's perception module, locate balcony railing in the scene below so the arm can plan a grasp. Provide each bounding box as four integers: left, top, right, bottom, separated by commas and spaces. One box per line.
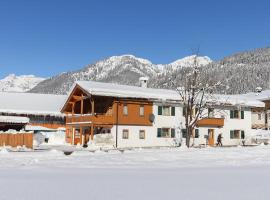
66, 113, 114, 125
196, 118, 224, 127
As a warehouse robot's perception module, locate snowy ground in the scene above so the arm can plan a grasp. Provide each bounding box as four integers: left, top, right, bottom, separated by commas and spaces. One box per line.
0, 145, 270, 200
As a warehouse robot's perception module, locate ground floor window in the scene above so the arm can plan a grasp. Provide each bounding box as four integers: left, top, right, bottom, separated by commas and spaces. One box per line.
157, 128, 175, 138
181, 129, 199, 138
122, 129, 129, 139
139, 130, 145, 139
230, 130, 240, 139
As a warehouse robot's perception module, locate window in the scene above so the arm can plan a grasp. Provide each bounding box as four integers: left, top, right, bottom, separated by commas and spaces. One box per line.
230, 130, 240, 139
230, 110, 244, 119
139, 105, 144, 116
122, 129, 129, 139
139, 130, 145, 139
158, 106, 174, 116
123, 104, 128, 116
163, 106, 170, 116
258, 113, 262, 120
157, 128, 171, 138
183, 106, 187, 116
208, 108, 214, 117
194, 129, 199, 138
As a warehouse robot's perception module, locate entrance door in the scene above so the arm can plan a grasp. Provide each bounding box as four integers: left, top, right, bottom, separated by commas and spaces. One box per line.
73, 128, 81, 145
208, 129, 215, 146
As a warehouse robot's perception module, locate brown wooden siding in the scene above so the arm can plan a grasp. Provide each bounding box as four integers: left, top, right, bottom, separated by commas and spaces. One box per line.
196, 118, 224, 127
0, 133, 33, 149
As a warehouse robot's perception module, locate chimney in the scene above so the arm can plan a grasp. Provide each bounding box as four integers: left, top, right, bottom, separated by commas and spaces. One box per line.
255, 87, 262, 93
139, 77, 149, 88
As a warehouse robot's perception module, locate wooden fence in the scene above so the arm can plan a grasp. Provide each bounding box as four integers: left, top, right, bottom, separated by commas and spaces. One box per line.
0, 133, 33, 149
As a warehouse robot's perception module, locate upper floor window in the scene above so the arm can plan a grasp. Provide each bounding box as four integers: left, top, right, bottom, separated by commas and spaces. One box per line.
158, 106, 175, 116
208, 108, 214, 118
139, 105, 144, 116
230, 110, 244, 119
123, 104, 128, 116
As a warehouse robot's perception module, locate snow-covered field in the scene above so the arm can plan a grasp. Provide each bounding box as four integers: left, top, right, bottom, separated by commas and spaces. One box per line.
0, 146, 270, 200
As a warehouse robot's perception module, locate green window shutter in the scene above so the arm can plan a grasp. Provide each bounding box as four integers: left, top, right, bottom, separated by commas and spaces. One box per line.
230, 110, 234, 119
183, 107, 186, 116
171, 128, 175, 138
241, 130, 245, 139
157, 128, 162, 137
230, 130, 234, 139
171, 107, 175, 116
195, 129, 199, 138
181, 129, 187, 138
241, 111, 244, 119
158, 106, 162, 115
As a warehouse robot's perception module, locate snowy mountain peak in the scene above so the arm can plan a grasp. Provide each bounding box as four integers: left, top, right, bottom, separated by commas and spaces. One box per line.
0, 74, 45, 92
168, 55, 212, 70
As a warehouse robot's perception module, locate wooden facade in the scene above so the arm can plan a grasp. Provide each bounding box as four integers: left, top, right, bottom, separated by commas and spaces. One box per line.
0, 133, 33, 149
196, 118, 224, 127
62, 85, 153, 145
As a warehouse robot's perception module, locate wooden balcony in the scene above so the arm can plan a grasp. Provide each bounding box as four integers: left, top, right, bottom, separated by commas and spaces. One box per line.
196, 118, 224, 127
66, 114, 114, 126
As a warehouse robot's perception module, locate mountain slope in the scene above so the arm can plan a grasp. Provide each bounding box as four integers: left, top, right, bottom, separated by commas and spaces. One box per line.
0, 74, 45, 92
30, 55, 211, 94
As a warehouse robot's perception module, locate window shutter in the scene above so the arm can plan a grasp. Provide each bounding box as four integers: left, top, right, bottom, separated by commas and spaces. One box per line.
230, 130, 234, 139
241, 111, 244, 119
230, 110, 234, 119
183, 107, 186, 116
171, 107, 175, 116
171, 128, 175, 138
195, 129, 199, 138
241, 131, 245, 139
158, 106, 162, 115
157, 128, 162, 137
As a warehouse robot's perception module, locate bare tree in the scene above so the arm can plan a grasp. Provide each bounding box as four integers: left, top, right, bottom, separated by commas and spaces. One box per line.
171, 54, 221, 147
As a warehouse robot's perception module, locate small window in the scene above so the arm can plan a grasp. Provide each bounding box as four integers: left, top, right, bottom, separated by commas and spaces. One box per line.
123, 104, 128, 116
208, 108, 214, 118
122, 129, 129, 139
183, 106, 187, 116
258, 113, 262, 120
194, 129, 199, 138
241, 130, 245, 139
139, 105, 144, 116
163, 106, 170, 116
139, 130, 145, 139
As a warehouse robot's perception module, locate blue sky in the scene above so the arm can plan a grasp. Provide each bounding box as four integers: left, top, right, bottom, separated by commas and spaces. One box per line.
0, 0, 270, 78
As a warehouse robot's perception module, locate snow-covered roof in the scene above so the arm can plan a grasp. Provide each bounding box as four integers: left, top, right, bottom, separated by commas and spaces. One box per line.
76, 81, 181, 101
241, 90, 270, 101
0, 116, 29, 124
0, 92, 67, 116
73, 81, 264, 108
209, 94, 265, 108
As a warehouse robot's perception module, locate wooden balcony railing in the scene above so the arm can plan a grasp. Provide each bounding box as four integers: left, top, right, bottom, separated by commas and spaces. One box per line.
66, 114, 114, 125
196, 118, 224, 127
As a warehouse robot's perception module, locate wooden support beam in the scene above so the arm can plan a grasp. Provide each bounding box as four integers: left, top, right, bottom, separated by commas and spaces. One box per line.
91, 96, 95, 115
81, 94, 84, 115
90, 124, 94, 140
